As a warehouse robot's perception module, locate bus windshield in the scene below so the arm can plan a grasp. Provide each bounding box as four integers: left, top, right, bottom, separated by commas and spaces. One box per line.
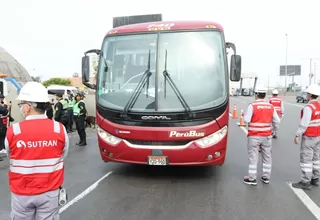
97, 31, 227, 113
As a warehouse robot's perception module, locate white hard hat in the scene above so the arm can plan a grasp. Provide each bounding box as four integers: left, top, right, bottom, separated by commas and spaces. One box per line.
255, 85, 267, 93
17, 81, 49, 103
272, 89, 279, 95
305, 84, 320, 96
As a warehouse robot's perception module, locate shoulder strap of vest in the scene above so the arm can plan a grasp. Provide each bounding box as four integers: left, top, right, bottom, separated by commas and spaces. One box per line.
12, 123, 21, 135
307, 103, 317, 110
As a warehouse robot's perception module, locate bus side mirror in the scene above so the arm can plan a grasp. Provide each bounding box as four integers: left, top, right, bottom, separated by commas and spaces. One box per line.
82, 56, 90, 83
230, 54, 241, 81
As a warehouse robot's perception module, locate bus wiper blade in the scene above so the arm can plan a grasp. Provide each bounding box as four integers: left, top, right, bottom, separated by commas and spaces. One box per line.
123, 50, 152, 116
162, 50, 193, 118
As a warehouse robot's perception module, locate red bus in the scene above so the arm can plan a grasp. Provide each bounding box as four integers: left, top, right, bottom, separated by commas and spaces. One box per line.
81, 15, 241, 166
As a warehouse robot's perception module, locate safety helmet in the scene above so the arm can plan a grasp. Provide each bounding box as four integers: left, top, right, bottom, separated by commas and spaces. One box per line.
75, 91, 85, 98
255, 85, 267, 93
272, 89, 278, 95
305, 84, 320, 96
16, 81, 49, 103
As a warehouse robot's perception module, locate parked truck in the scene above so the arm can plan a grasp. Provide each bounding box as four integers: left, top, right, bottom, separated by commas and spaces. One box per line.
81, 14, 241, 166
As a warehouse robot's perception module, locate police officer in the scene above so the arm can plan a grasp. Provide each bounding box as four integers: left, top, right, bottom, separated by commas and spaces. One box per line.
54, 93, 69, 131
269, 89, 284, 138
243, 85, 280, 185
5, 82, 69, 219
73, 92, 87, 146
45, 99, 54, 120
292, 84, 320, 190
67, 93, 75, 132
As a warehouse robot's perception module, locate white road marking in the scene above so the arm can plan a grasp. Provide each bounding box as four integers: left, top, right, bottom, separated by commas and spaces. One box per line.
59, 171, 113, 213
287, 182, 320, 219
229, 112, 233, 117
231, 97, 305, 108
284, 102, 305, 108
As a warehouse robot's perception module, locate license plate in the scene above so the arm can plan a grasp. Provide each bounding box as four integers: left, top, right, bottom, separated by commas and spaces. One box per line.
147, 156, 167, 166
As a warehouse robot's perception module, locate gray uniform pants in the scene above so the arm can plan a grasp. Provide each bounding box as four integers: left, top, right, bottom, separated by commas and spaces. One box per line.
300, 136, 320, 183
11, 189, 60, 220
272, 116, 281, 136
248, 136, 272, 180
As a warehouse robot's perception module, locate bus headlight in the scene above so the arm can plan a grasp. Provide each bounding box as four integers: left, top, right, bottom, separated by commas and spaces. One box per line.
195, 126, 228, 148
97, 126, 122, 145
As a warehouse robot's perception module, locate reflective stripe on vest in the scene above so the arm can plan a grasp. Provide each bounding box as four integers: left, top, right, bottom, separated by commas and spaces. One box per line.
248, 100, 274, 136
269, 97, 282, 115
10, 157, 63, 174
73, 100, 84, 116
8, 119, 65, 195
301, 102, 320, 136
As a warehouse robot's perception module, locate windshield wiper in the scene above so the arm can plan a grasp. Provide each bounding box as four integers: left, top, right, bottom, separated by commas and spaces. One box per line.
123, 50, 152, 116
162, 50, 193, 118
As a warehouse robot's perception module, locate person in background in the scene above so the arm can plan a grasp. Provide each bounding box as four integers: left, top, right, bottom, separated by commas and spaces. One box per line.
243, 85, 280, 186
54, 93, 69, 131
45, 99, 54, 120
292, 84, 320, 190
0, 96, 9, 161
67, 93, 75, 132
5, 81, 69, 219
73, 92, 87, 146
268, 89, 284, 139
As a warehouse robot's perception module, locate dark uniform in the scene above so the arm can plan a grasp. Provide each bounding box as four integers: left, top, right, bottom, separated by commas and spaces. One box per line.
46, 99, 54, 120
54, 94, 69, 130
0, 95, 9, 161
67, 94, 75, 132
73, 92, 87, 146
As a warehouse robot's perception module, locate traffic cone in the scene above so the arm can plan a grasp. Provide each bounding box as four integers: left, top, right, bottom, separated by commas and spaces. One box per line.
239, 109, 246, 126
232, 104, 238, 119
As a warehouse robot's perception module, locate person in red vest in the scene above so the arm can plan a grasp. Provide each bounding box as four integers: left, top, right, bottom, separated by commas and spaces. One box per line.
5, 81, 69, 220
243, 85, 280, 186
292, 84, 320, 190
268, 89, 284, 139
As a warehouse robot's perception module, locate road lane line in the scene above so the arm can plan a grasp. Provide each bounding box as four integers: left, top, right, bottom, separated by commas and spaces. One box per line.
59, 171, 113, 213
287, 182, 320, 219
284, 102, 305, 108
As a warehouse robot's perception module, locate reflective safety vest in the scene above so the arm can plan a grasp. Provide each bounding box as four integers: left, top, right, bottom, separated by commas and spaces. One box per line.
248, 100, 274, 137
73, 100, 85, 116
67, 98, 75, 108
269, 97, 282, 115
301, 101, 320, 137
60, 99, 69, 110
6, 118, 66, 195
53, 99, 68, 116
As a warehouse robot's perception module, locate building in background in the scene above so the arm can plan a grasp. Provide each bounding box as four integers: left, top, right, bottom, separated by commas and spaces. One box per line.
0, 46, 32, 89
66, 76, 96, 91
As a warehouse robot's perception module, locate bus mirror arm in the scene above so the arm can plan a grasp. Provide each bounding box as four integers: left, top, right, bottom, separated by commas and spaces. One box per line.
226, 42, 236, 54
84, 49, 100, 56
83, 82, 96, 90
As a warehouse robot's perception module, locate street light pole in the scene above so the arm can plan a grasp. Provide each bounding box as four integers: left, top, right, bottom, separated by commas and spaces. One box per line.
284, 34, 288, 95
302, 58, 320, 86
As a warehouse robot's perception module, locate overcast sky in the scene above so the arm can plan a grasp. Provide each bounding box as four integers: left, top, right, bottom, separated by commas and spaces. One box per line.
1, 0, 319, 87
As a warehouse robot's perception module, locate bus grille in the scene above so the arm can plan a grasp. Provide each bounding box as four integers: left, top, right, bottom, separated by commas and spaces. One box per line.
126, 140, 190, 146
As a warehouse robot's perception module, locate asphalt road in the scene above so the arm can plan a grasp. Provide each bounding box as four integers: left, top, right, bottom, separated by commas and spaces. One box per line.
0, 95, 319, 220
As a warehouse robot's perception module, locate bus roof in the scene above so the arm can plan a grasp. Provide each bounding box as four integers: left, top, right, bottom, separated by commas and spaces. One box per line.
106, 20, 224, 36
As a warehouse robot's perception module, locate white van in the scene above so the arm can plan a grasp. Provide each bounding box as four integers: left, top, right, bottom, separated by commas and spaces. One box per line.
47, 85, 78, 102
